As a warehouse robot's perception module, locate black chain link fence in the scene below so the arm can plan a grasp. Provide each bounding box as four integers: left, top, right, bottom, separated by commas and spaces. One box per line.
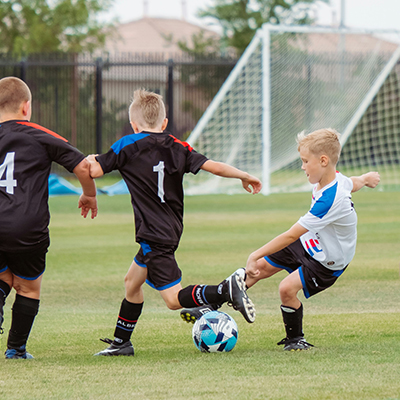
0, 52, 237, 174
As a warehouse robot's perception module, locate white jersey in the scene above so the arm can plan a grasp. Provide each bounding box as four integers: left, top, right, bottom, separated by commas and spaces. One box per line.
298, 172, 357, 271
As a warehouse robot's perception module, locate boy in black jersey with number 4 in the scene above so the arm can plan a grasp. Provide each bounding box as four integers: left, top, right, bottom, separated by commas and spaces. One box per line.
88, 89, 262, 356
0, 77, 98, 359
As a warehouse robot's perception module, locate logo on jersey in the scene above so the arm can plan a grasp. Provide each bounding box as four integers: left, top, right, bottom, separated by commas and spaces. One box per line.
304, 238, 323, 258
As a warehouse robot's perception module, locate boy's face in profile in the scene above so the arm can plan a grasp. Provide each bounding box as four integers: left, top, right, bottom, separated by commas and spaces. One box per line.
299, 146, 326, 185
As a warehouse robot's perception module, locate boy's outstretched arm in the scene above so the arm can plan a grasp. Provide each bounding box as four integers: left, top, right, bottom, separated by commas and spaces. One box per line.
200, 160, 262, 194
350, 171, 380, 193
246, 223, 308, 278
73, 158, 98, 219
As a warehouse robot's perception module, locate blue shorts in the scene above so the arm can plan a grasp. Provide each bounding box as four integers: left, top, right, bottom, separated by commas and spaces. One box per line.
0, 238, 49, 280
265, 239, 347, 299
134, 240, 182, 291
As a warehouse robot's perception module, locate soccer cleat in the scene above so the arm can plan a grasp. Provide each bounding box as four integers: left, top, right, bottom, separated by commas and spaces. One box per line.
231, 267, 247, 282
180, 304, 221, 324
277, 336, 314, 351
5, 345, 34, 359
226, 272, 256, 323
94, 338, 134, 356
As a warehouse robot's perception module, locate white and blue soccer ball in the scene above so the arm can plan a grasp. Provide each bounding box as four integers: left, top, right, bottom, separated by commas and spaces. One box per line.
192, 311, 238, 353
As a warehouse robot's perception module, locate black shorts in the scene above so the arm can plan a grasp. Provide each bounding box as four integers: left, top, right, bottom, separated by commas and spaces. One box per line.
265, 239, 347, 299
0, 238, 50, 280
134, 240, 182, 291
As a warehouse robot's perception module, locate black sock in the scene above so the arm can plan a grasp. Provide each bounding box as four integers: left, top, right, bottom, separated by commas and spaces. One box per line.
0, 280, 11, 300
0, 280, 11, 310
0, 280, 11, 333
113, 299, 143, 344
178, 283, 227, 308
280, 303, 304, 339
7, 294, 40, 349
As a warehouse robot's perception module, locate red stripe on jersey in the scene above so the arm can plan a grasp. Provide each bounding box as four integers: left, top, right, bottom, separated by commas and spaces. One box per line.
16, 121, 68, 143
169, 135, 193, 152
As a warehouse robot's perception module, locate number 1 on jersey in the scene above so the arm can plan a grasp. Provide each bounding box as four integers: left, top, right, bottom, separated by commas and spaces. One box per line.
153, 161, 165, 203
0, 152, 17, 194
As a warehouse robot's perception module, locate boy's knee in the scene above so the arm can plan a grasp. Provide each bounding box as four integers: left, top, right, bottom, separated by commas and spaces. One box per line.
164, 298, 180, 310
279, 280, 296, 301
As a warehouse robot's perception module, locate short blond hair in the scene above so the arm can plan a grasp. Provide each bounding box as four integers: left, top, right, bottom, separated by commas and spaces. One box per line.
297, 128, 341, 165
128, 89, 166, 130
0, 76, 31, 115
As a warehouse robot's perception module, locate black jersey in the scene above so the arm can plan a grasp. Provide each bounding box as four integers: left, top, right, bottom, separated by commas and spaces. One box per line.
0, 120, 85, 251
96, 131, 208, 246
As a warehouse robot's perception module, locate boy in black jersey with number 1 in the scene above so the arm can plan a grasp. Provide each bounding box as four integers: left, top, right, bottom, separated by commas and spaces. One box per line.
88, 89, 262, 356
0, 77, 98, 359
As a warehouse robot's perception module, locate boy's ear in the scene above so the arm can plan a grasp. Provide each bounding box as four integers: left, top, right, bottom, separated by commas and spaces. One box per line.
130, 121, 140, 133
161, 118, 168, 131
21, 100, 31, 118
320, 155, 329, 167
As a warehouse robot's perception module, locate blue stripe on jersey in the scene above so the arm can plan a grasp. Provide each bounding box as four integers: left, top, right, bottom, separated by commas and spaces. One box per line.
111, 133, 150, 155
309, 182, 338, 219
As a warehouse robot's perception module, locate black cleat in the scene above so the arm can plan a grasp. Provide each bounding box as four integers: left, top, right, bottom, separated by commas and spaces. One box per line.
226, 272, 255, 323
277, 336, 314, 351
94, 338, 134, 356
180, 304, 221, 324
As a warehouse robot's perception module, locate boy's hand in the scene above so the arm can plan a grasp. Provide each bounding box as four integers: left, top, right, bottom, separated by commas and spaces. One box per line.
86, 154, 98, 163
86, 154, 104, 178
364, 171, 380, 188
242, 175, 262, 194
246, 255, 260, 279
78, 194, 98, 219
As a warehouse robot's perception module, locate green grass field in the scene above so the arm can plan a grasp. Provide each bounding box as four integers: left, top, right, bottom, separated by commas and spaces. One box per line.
1, 190, 400, 400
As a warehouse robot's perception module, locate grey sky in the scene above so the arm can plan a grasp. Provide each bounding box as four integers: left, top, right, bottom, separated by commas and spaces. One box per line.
103, 0, 400, 31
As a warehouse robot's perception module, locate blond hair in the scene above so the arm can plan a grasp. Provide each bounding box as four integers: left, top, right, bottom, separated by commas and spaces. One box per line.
0, 76, 31, 115
128, 89, 166, 130
297, 128, 341, 165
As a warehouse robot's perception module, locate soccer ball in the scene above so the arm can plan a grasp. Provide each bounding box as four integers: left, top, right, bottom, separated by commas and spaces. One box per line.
192, 311, 238, 353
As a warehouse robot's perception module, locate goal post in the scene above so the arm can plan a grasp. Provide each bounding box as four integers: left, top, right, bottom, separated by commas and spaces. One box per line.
184, 24, 400, 195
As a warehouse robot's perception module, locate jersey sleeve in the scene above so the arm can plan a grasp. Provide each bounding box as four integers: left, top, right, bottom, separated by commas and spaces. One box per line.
21, 122, 84, 172
95, 147, 129, 174
186, 149, 208, 175
298, 174, 353, 232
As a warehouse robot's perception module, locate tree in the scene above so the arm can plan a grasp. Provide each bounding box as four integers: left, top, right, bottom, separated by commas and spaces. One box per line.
0, 0, 116, 55
197, 0, 328, 54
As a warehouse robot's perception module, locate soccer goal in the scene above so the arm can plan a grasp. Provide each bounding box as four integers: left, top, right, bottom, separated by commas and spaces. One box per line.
184, 24, 400, 195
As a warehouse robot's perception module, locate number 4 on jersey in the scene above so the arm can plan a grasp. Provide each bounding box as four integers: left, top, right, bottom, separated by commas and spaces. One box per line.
0, 152, 17, 194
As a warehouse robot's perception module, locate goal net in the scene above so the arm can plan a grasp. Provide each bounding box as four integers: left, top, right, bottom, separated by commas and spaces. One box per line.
184, 24, 400, 195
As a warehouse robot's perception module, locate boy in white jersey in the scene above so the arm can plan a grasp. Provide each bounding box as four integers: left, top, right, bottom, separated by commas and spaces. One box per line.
245, 128, 380, 350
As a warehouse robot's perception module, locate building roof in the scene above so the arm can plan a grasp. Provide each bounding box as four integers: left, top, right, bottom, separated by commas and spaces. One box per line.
105, 17, 219, 55
295, 32, 399, 54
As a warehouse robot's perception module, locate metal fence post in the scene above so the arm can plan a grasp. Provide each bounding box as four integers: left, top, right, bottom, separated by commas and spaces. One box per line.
20, 59, 27, 82
167, 58, 174, 133
95, 57, 103, 154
